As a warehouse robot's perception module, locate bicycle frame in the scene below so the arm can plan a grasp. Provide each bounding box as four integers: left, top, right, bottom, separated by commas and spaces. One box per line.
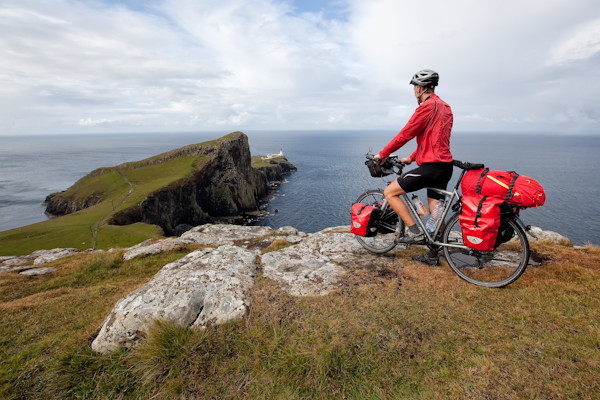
379, 166, 470, 250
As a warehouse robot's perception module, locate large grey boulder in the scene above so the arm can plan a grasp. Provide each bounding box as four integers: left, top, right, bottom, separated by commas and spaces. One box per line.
91, 245, 259, 354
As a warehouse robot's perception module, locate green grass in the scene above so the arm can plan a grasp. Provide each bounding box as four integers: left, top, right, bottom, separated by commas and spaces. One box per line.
0, 152, 204, 256
251, 155, 287, 168
1, 241, 599, 399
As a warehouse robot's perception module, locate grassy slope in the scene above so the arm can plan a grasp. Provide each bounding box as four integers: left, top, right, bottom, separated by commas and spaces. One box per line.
1, 240, 598, 399
0, 139, 225, 256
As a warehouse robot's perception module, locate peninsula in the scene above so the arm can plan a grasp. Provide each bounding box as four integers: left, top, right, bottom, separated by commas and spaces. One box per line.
0, 132, 295, 256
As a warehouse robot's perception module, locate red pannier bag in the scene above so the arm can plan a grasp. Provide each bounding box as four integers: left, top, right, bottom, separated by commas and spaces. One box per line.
461, 169, 514, 197
459, 194, 505, 251
351, 203, 381, 237
462, 169, 546, 208
509, 175, 546, 208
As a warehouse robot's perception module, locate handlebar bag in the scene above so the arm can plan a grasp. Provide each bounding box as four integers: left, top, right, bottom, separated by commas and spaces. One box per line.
365, 159, 393, 177
459, 194, 504, 251
351, 203, 381, 237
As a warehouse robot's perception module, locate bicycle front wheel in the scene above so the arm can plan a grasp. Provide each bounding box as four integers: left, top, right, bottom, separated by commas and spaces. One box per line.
354, 190, 405, 254
442, 214, 530, 288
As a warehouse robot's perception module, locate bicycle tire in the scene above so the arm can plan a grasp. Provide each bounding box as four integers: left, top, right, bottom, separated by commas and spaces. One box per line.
354, 190, 405, 254
442, 214, 530, 288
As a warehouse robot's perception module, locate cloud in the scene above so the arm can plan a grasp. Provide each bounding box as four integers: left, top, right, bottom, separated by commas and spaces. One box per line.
548, 18, 600, 65
0, 0, 599, 135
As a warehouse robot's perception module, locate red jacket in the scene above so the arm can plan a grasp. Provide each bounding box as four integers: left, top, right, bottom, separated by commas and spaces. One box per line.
379, 94, 453, 165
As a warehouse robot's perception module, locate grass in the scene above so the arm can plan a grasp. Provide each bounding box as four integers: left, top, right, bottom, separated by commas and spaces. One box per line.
1, 240, 599, 399
0, 149, 206, 256
251, 155, 288, 169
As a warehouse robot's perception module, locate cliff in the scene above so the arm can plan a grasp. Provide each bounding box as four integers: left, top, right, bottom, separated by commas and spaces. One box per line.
44, 132, 296, 237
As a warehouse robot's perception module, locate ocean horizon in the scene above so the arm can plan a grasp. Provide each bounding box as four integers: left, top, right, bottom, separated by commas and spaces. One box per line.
1, 130, 599, 247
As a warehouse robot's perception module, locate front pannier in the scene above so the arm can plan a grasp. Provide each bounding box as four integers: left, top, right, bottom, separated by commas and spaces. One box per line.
459, 195, 505, 251
351, 203, 381, 237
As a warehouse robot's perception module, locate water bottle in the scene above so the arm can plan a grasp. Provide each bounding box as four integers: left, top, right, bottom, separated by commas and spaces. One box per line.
411, 195, 427, 217
425, 198, 445, 232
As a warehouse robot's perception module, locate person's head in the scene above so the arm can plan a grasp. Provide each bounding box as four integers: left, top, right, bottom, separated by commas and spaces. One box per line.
410, 69, 439, 104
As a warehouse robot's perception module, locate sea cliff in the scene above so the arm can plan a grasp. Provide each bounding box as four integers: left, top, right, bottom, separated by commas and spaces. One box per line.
44, 132, 296, 237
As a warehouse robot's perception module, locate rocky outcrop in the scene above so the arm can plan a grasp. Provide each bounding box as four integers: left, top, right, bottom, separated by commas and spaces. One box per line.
92, 245, 259, 354
254, 158, 297, 182
0, 248, 79, 275
44, 193, 105, 216
0, 223, 580, 353
44, 132, 296, 236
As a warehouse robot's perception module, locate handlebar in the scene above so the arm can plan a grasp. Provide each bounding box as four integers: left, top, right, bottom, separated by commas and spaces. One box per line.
365, 153, 406, 176
366, 153, 486, 172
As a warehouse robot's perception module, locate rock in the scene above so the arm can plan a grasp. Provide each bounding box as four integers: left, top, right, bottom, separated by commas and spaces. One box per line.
91, 245, 258, 354
174, 224, 194, 236
179, 224, 275, 247
1, 248, 79, 274
123, 238, 186, 261
32, 248, 79, 266
262, 246, 346, 297
528, 226, 571, 244
20, 267, 58, 276
0, 255, 35, 273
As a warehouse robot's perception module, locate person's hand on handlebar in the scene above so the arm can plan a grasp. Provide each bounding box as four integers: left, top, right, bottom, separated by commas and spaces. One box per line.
375, 153, 412, 166
373, 153, 386, 165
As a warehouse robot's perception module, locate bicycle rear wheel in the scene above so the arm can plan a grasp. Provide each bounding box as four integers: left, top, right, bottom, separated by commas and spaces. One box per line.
355, 190, 404, 254
442, 214, 530, 288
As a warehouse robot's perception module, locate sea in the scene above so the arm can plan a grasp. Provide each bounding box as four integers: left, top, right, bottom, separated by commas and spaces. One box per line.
1, 131, 599, 246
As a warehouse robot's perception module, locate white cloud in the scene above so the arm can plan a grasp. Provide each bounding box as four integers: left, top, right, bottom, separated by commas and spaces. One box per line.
548, 18, 600, 65
0, 0, 599, 135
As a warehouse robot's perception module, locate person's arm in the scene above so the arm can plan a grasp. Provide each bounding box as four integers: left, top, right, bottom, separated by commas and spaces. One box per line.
377, 102, 433, 160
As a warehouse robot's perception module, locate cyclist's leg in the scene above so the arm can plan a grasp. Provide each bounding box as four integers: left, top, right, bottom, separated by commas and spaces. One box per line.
425, 163, 454, 211
383, 180, 415, 227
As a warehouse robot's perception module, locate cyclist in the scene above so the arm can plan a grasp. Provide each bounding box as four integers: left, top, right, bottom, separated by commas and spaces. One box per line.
374, 69, 454, 266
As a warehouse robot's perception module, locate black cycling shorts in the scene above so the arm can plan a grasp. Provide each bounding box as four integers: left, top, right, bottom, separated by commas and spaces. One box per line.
397, 162, 454, 199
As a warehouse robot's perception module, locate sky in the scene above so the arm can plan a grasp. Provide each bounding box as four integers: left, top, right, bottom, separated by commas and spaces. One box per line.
1, 0, 599, 136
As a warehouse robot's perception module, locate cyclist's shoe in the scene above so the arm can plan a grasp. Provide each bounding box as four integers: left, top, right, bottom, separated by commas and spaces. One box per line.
396, 230, 425, 245
412, 253, 440, 267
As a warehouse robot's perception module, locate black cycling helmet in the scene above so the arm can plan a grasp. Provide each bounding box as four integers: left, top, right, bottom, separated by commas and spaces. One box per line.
410, 69, 439, 88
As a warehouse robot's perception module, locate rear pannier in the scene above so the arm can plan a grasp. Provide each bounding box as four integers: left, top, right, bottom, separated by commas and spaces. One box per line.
462, 169, 545, 208
509, 175, 546, 208
459, 195, 505, 252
